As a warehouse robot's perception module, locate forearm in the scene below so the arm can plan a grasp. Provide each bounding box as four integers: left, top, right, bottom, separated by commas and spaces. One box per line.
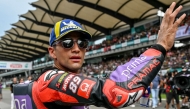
104, 45, 165, 107
109, 44, 165, 89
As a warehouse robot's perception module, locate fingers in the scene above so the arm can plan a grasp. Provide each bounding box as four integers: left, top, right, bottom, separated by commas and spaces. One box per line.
162, 2, 176, 26
174, 13, 186, 29
168, 2, 176, 15
169, 5, 183, 26
161, 2, 185, 29
160, 9, 168, 29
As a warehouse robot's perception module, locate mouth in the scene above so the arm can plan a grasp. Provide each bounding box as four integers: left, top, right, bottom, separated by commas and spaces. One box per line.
70, 56, 81, 62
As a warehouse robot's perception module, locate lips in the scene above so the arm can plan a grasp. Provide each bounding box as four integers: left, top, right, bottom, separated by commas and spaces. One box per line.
70, 56, 81, 62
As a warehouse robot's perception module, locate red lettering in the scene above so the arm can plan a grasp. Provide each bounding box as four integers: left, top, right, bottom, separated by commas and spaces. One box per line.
132, 77, 139, 85
10, 64, 22, 68
127, 58, 160, 89
62, 74, 74, 91
138, 73, 146, 81
56, 83, 60, 88
143, 67, 150, 75
128, 82, 133, 89
149, 63, 156, 71
153, 58, 160, 65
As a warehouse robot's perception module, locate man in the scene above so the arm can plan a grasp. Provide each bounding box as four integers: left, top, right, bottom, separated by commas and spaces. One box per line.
151, 74, 160, 108
13, 2, 186, 109
158, 72, 164, 106
165, 71, 180, 109
10, 77, 18, 109
19, 78, 24, 84
24, 75, 32, 84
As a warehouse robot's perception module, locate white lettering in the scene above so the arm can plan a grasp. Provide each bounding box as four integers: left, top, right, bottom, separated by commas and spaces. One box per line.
121, 70, 131, 79
131, 64, 136, 68
81, 83, 90, 92
86, 84, 93, 97
122, 56, 147, 78
21, 99, 27, 109
14, 98, 27, 109
140, 56, 146, 60
73, 76, 81, 85
15, 99, 21, 109
84, 106, 89, 109
63, 74, 74, 91
69, 82, 77, 93
131, 57, 146, 69
127, 65, 132, 72
61, 26, 82, 32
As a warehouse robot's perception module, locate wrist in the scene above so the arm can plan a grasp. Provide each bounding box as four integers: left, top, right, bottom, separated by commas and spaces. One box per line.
156, 42, 168, 51
151, 44, 167, 57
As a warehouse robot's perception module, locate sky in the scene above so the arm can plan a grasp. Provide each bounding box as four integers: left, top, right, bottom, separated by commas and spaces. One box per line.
0, 0, 103, 44
0, 0, 37, 36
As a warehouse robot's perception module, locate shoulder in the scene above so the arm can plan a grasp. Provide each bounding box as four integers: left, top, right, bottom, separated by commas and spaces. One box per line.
24, 80, 29, 83
39, 69, 65, 82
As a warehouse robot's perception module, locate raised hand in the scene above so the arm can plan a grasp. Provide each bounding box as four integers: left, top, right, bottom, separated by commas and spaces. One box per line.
157, 2, 186, 51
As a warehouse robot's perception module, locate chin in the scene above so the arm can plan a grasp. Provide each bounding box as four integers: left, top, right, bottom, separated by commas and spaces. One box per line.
70, 65, 81, 71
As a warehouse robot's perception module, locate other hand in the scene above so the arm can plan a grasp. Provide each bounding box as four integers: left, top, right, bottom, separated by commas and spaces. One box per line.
157, 2, 186, 51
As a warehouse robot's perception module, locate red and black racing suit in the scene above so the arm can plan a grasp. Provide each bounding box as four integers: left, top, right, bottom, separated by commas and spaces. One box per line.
14, 44, 166, 109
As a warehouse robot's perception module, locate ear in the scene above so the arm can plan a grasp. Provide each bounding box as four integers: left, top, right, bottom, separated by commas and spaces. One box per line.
48, 46, 56, 59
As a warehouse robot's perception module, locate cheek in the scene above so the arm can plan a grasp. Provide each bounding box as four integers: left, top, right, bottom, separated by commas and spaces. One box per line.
55, 49, 68, 61
81, 50, 86, 58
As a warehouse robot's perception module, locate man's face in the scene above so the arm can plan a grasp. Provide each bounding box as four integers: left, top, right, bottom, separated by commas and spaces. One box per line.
20, 79, 24, 83
28, 76, 32, 80
13, 78, 17, 83
49, 32, 87, 72
175, 72, 178, 75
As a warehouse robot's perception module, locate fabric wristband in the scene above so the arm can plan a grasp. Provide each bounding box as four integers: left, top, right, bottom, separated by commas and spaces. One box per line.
151, 44, 166, 57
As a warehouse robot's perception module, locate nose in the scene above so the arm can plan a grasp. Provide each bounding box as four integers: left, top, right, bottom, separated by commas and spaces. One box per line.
71, 41, 80, 53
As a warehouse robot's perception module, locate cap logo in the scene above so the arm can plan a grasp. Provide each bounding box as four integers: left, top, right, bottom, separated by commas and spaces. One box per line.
61, 21, 82, 32
62, 21, 76, 26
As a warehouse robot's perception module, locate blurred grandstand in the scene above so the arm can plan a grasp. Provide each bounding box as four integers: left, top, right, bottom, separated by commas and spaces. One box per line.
0, 0, 190, 88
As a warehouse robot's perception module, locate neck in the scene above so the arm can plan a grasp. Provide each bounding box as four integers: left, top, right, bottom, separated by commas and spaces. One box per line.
53, 63, 64, 70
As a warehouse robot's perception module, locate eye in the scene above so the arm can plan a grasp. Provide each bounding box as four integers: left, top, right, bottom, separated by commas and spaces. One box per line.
62, 39, 73, 48
78, 39, 88, 48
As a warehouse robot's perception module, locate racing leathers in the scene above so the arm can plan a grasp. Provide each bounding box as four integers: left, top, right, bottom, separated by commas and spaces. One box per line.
13, 44, 166, 109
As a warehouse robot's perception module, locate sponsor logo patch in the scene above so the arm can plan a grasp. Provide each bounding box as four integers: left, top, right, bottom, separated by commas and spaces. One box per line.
77, 79, 96, 99
56, 73, 68, 88
62, 74, 74, 91
61, 21, 82, 32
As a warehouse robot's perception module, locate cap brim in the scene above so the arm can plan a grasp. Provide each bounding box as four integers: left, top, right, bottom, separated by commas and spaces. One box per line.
55, 29, 92, 41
